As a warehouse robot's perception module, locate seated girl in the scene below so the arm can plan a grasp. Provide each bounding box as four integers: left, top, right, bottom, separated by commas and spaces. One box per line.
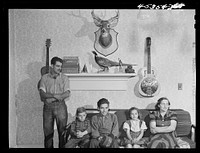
122, 107, 147, 148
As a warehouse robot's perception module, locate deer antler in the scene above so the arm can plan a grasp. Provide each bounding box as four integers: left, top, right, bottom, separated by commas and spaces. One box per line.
91, 10, 103, 27
108, 10, 119, 23
91, 10, 101, 21
91, 10, 120, 28
107, 10, 119, 28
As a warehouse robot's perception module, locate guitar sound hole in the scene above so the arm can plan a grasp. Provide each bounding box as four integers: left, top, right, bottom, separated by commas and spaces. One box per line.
140, 77, 159, 95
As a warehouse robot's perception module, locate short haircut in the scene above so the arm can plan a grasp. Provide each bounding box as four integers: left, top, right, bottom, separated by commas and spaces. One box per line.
97, 98, 110, 108
155, 97, 170, 110
76, 107, 87, 116
51, 56, 63, 65
128, 107, 141, 119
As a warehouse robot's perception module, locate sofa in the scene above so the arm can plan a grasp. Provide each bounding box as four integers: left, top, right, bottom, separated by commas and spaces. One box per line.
63, 108, 196, 148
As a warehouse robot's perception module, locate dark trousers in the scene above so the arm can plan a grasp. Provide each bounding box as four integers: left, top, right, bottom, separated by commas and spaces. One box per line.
43, 101, 68, 148
64, 135, 90, 148
89, 137, 119, 148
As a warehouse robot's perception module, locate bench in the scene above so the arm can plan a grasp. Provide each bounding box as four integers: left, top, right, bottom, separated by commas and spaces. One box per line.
85, 108, 196, 148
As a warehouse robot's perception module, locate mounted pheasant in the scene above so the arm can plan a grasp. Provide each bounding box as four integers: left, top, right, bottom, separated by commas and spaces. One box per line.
92, 51, 137, 72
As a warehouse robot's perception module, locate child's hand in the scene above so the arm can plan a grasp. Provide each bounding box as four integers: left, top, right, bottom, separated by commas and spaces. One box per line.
98, 136, 103, 142
76, 131, 84, 138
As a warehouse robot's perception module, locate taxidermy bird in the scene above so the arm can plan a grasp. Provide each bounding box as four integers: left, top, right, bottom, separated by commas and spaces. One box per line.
92, 51, 137, 72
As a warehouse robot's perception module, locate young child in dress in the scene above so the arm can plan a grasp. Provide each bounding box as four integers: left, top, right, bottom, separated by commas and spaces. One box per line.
122, 107, 147, 148
64, 107, 91, 148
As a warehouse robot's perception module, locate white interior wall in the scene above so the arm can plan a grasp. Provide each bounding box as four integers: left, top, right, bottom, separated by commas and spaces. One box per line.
9, 9, 195, 147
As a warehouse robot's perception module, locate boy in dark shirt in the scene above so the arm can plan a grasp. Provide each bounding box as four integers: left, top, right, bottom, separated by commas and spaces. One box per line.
89, 98, 119, 148
64, 107, 91, 148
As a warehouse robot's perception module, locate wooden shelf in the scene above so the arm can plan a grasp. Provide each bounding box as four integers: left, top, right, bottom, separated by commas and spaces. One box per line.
64, 73, 136, 91
65, 73, 136, 77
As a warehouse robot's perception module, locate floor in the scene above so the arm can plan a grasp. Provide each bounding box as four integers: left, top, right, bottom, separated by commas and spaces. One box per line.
13, 130, 59, 148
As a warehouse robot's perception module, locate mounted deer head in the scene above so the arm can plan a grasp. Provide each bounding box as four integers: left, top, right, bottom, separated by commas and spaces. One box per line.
91, 10, 119, 49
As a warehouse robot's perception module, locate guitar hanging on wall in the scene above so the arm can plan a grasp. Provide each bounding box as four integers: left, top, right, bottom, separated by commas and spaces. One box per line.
40, 38, 53, 76
37, 39, 53, 90
138, 37, 160, 97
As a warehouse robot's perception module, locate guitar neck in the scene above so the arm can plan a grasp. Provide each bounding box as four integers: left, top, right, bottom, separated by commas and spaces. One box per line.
146, 37, 151, 74
46, 47, 50, 73
147, 46, 151, 74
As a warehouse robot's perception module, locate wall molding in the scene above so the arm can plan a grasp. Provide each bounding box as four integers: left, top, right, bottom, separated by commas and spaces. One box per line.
65, 73, 136, 91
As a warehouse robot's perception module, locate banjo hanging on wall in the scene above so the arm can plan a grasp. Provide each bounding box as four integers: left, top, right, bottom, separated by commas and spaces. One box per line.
138, 37, 161, 97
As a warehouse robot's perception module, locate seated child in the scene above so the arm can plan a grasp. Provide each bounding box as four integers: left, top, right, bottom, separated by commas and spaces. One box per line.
64, 107, 91, 148
122, 107, 147, 148
89, 98, 119, 148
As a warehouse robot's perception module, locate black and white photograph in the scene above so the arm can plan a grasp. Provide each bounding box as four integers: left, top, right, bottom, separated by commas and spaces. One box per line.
8, 4, 196, 148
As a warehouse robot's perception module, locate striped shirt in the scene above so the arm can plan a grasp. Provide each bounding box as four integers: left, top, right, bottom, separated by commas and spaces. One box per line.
149, 110, 177, 127
148, 110, 178, 148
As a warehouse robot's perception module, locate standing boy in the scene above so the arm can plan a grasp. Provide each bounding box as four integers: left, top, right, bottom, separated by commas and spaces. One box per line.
89, 98, 119, 148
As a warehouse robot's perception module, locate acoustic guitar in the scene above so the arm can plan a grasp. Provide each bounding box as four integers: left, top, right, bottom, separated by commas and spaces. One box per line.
37, 39, 53, 90
138, 37, 160, 97
40, 39, 53, 75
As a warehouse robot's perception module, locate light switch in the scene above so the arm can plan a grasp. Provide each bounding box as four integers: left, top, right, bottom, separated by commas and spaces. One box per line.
178, 83, 182, 90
